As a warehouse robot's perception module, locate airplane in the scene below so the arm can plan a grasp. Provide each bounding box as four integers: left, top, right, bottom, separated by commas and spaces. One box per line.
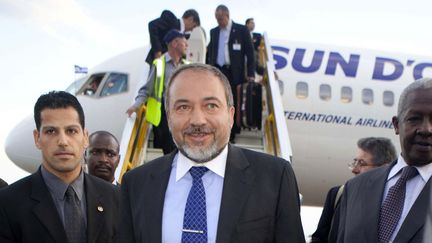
5, 34, 432, 206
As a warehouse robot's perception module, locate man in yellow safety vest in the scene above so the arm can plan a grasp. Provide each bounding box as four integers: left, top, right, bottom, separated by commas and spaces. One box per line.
126, 29, 189, 154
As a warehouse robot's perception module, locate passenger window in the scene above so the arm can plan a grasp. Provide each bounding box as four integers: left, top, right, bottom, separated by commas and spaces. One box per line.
383, 91, 394, 106
319, 84, 331, 101
362, 88, 373, 105
100, 73, 128, 97
296, 82, 308, 99
341, 86, 352, 103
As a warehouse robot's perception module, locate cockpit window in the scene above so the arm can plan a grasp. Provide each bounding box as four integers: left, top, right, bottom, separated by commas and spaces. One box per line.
100, 73, 128, 97
82, 73, 105, 96
65, 77, 87, 95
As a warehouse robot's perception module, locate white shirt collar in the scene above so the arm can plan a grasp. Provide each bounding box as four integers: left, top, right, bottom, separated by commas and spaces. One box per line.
175, 145, 228, 181
226, 20, 232, 32
180, 19, 185, 33
388, 154, 432, 183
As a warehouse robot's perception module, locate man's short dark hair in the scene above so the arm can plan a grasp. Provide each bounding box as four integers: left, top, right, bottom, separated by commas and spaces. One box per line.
357, 137, 397, 166
34, 91, 85, 131
182, 9, 200, 26
216, 4, 229, 15
245, 18, 254, 25
89, 130, 120, 153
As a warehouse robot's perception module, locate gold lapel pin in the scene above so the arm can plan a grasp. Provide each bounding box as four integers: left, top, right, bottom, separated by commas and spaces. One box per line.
97, 206, 104, 212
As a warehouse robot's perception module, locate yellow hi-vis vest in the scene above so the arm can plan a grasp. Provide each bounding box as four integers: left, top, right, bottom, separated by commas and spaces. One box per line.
145, 56, 189, 126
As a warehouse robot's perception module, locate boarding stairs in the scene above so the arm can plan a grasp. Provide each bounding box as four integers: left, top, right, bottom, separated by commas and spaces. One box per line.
114, 33, 293, 184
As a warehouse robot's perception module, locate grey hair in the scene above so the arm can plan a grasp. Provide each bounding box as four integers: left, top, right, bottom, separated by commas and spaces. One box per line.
164, 63, 234, 112
357, 137, 397, 166
397, 77, 432, 118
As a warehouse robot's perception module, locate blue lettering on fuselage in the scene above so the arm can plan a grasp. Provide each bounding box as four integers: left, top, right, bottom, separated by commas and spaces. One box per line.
372, 57, 403, 81
272, 45, 432, 81
285, 111, 393, 129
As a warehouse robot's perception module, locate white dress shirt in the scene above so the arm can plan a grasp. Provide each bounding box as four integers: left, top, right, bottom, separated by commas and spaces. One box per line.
218, 20, 232, 65
162, 146, 228, 243
383, 154, 432, 242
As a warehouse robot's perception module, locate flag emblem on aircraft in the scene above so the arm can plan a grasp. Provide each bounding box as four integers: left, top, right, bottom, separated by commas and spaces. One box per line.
74, 65, 88, 74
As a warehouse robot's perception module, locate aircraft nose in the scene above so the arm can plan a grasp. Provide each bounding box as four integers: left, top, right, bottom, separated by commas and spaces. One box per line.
4, 115, 41, 173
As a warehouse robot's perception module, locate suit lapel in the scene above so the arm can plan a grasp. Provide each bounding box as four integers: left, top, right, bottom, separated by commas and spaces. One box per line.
141, 154, 174, 242
85, 174, 105, 243
394, 176, 432, 242
228, 22, 237, 44
362, 163, 392, 242
216, 145, 255, 243
30, 170, 68, 243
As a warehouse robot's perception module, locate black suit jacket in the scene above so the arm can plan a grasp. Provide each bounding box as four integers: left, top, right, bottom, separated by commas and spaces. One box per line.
207, 22, 255, 86
145, 10, 180, 65
337, 161, 431, 243
0, 168, 120, 243
119, 145, 305, 243
311, 185, 341, 243
252, 32, 262, 51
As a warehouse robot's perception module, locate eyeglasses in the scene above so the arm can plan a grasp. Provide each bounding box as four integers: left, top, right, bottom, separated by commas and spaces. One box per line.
348, 158, 376, 170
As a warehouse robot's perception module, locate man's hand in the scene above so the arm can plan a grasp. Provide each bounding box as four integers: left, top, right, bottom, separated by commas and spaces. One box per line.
154, 51, 162, 59
126, 106, 138, 117
247, 76, 255, 82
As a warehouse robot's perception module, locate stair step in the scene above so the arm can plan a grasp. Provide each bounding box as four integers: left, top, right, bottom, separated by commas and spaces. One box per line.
145, 148, 164, 162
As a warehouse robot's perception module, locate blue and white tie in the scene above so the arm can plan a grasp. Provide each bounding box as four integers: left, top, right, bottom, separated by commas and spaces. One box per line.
182, 166, 209, 243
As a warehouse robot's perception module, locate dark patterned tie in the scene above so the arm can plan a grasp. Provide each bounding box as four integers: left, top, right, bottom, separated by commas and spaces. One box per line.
378, 166, 418, 242
182, 166, 209, 243
64, 186, 87, 243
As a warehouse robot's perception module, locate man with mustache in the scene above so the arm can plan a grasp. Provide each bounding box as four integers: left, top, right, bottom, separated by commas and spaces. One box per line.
0, 91, 119, 243
86, 131, 120, 184
336, 78, 432, 242
119, 63, 305, 242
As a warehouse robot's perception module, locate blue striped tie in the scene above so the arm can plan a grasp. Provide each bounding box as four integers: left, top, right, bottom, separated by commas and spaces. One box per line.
182, 166, 209, 243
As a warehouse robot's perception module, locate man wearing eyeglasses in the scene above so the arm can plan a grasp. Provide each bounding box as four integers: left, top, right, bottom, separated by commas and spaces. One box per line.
312, 137, 397, 243
349, 137, 397, 175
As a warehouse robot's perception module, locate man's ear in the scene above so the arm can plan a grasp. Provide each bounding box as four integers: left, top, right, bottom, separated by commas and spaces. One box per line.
115, 155, 121, 168
33, 129, 41, 150
228, 106, 235, 128
392, 116, 400, 135
83, 128, 89, 149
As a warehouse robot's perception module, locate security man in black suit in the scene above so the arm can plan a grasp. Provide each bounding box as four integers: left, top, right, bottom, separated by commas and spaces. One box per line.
0, 91, 119, 243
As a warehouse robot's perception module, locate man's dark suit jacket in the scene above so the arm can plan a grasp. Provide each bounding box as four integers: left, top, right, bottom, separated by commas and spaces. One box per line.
337, 161, 431, 243
0, 168, 120, 243
311, 185, 341, 243
119, 145, 305, 243
252, 32, 262, 51
207, 22, 255, 86
145, 10, 180, 65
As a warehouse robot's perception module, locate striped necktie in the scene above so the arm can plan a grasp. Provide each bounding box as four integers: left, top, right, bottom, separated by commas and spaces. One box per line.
182, 166, 209, 243
378, 166, 418, 242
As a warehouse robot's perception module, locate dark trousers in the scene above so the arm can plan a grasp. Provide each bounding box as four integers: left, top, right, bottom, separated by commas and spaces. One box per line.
153, 100, 176, 154
216, 65, 241, 142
